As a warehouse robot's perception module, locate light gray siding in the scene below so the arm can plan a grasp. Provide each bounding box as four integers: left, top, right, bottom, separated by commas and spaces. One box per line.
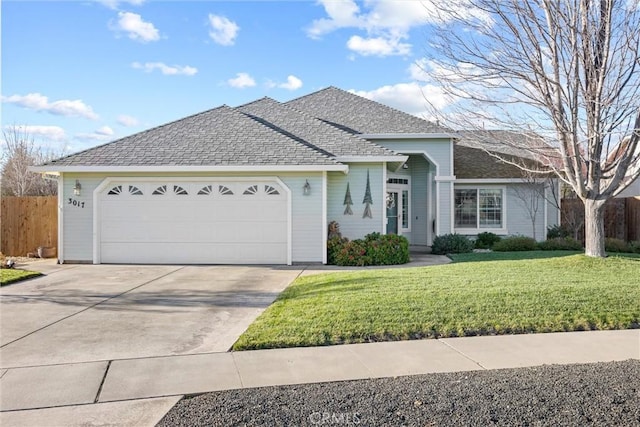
62, 173, 103, 261
327, 163, 384, 240
280, 174, 323, 262
408, 155, 430, 245
375, 138, 454, 176
61, 172, 324, 263
506, 184, 546, 240
437, 181, 454, 235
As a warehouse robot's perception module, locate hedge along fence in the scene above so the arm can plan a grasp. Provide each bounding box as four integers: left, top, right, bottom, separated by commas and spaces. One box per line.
561, 197, 640, 243
0, 196, 57, 256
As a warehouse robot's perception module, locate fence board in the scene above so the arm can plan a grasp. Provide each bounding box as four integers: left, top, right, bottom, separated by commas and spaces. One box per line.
0, 196, 58, 256
627, 198, 640, 241
561, 197, 640, 243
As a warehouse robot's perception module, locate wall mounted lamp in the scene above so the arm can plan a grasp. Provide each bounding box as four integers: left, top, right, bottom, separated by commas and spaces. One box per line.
73, 180, 82, 196
303, 179, 311, 196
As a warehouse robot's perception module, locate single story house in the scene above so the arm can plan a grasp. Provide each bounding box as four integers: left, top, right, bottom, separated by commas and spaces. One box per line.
33, 87, 560, 265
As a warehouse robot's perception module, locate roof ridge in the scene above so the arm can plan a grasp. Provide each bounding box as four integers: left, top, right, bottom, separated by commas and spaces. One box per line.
236, 106, 337, 160
280, 99, 399, 157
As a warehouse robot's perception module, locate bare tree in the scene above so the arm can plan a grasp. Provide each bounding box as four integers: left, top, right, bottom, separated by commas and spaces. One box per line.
1, 126, 58, 196
424, 0, 640, 257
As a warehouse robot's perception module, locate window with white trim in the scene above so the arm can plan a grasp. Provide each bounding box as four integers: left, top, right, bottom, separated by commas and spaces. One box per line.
455, 188, 504, 229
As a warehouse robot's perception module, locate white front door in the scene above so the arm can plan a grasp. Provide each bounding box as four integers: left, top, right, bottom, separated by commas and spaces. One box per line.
98, 180, 288, 264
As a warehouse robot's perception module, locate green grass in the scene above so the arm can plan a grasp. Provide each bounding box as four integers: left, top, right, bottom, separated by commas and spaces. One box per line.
233, 253, 640, 350
0, 269, 42, 286
450, 250, 640, 263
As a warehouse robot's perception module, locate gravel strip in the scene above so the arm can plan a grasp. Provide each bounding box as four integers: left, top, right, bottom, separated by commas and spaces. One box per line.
158, 360, 639, 426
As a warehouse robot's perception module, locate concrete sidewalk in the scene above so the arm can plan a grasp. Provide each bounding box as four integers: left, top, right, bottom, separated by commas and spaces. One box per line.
1, 329, 638, 426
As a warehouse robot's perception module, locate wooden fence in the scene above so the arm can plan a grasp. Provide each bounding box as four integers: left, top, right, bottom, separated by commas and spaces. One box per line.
561, 197, 640, 242
0, 196, 58, 256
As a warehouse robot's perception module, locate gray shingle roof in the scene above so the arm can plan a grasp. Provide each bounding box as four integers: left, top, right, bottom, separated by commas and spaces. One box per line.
237, 97, 399, 158
45, 105, 338, 167
454, 144, 527, 179
286, 86, 451, 134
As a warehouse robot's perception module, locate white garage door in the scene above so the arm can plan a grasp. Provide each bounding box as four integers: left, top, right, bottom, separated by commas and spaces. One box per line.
98, 180, 288, 264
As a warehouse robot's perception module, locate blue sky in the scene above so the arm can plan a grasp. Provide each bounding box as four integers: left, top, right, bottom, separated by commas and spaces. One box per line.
2, 0, 450, 153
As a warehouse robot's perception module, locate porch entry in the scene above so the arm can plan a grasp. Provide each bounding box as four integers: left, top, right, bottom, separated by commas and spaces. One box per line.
386, 177, 410, 235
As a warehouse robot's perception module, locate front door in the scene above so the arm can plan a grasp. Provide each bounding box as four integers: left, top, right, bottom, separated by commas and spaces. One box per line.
386, 191, 399, 234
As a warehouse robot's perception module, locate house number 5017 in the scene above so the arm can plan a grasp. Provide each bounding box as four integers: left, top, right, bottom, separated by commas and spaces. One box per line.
68, 198, 85, 208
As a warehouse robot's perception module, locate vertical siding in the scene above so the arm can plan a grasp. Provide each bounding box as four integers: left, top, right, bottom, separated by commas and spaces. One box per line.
327, 164, 384, 240
408, 155, 429, 245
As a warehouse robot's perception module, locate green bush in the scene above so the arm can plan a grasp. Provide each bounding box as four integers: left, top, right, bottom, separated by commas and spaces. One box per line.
605, 238, 630, 253
328, 233, 410, 266
327, 236, 348, 264
537, 237, 583, 251
628, 241, 640, 254
432, 233, 474, 255
547, 224, 571, 239
492, 235, 538, 252
475, 232, 502, 249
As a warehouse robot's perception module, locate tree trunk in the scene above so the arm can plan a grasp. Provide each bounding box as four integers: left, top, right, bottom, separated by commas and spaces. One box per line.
584, 198, 607, 257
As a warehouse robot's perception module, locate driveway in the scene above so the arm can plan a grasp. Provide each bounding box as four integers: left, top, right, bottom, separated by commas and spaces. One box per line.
0, 263, 303, 368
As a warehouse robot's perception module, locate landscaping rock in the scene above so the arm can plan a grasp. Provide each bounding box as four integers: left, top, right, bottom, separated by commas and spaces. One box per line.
158, 359, 640, 426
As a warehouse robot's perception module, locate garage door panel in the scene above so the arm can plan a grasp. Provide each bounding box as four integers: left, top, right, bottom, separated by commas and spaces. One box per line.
100, 242, 287, 264
99, 180, 288, 264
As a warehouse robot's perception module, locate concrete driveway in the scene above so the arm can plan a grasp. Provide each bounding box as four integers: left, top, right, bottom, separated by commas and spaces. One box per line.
0, 263, 302, 368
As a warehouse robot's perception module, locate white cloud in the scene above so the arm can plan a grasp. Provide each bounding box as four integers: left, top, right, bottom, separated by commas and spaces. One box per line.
227, 72, 256, 89
346, 35, 410, 56
113, 11, 160, 43
95, 126, 114, 136
277, 75, 303, 91
1, 93, 98, 120
76, 125, 116, 141
351, 82, 450, 116
307, 0, 492, 57
6, 125, 67, 141
208, 14, 239, 46
96, 0, 146, 9
131, 61, 198, 76
117, 114, 139, 127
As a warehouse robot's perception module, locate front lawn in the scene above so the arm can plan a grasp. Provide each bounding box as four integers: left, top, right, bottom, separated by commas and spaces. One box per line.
0, 269, 42, 286
233, 254, 640, 350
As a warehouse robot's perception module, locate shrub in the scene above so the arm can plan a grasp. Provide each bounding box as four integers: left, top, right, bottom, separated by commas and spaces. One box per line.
628, 241, 640, 254
364, 233, 410, 265
605, 238, 630, 253
432, 234, 474, 255
537, 237, 583, 251
334, 239, 371, 266
547, 224, 571, 239
475, 232, 502, 249
327, 236, 348, 265
492, 235, 538, 252
327, 233, 409, 266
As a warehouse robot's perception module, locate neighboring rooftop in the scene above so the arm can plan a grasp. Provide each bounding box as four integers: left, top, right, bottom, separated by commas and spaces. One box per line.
286, 86, 452, 135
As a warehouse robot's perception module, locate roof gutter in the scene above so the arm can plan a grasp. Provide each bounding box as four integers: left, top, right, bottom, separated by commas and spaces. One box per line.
359, 133, 455, 140
29, 164, 349, 173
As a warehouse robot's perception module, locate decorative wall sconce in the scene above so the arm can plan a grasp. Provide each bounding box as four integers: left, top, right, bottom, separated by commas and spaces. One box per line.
303, 179, 311, 196
73, 180, 82, 196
